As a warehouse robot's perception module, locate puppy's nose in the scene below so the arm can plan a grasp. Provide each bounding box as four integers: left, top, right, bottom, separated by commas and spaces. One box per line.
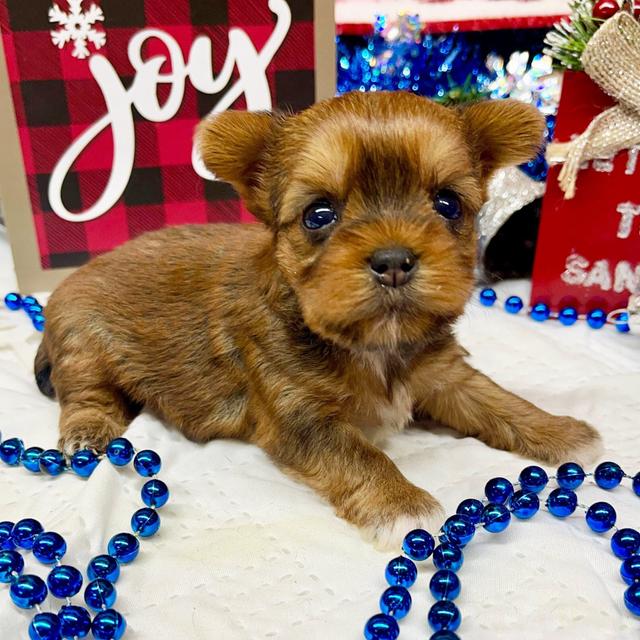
369, 247, 417, 288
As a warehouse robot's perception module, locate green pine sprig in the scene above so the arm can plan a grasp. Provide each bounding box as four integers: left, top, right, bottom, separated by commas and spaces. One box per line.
544, 0, 605, 71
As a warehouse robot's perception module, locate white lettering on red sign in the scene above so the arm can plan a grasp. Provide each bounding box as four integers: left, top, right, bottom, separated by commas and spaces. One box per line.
561, 253, 640, 294
48, 0, 292, 222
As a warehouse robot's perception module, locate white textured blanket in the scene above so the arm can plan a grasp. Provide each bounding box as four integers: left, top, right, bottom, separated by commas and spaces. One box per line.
1, 228, 639, 639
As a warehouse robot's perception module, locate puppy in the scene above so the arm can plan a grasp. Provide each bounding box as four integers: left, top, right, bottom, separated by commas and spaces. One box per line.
36, 91, 601, 548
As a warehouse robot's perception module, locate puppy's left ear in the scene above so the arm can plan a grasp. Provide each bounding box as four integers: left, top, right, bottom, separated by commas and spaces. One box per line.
460, 99, 546, 181
197, 110, 281, 225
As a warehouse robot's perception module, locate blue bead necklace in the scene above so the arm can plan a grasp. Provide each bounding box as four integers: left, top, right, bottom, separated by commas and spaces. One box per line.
363, 461, 640, 640
0, 433, 169, 639
478, 287, 632, 333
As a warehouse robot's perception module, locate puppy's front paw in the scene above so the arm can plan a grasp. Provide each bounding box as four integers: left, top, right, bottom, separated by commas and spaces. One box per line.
356, 486, 445, 551
58, 413, 126, 457
561, 421, 604, 466
520, 416, 603, 466
364, 504, 446, 552
58, 429, 113, 457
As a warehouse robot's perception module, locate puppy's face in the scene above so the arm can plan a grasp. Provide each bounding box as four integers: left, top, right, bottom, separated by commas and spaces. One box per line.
199, 92, 544, 350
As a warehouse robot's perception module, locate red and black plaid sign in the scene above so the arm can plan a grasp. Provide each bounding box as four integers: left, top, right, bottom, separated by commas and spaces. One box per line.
0, 0, 318, 269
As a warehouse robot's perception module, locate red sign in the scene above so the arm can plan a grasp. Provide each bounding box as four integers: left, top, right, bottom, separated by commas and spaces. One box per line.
0, 0, 334, 290
531, 71, 640, 313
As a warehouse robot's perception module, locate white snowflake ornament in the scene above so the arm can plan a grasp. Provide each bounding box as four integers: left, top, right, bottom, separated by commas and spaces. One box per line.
49, 0, 106, 60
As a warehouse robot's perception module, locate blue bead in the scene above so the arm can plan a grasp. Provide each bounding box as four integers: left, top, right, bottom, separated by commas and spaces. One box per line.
107, 532, 139, 563
33, 532, 67, 564
133, 449, 161, 476
615, 312, 630, 333
106, 438, 135, 466
428, 600, 461, 632
29, 612, 61, 640
518, 466, 548, 493
594, 461, 624, 490
433, 544, 464, 572
625, 583, 640, 616
0, 521, 15, 550
611, 529, 640, 560
379, 586, 412, 619
484, 477, 513, 504
456, 499, 484, 525
91, 609, 127, 640
131, 508, 160, 537
32, 314, 46, 332
48, 565, 83, 598
385, 556, 417, 588
70, 449, 99, 477
621, 556, 640, 585
546, 488, 578, 518
10, 574, 48, 608
87, 555, 120, 583
482, 503, 511, 533
4, 292, 22, 310
0, 549, 24, 582
430, 633, 461, 640
556, 462, 585, 490
0, 437, 24, 465
586, 308, 606, 329
84, 578, 116, 611
363, 613, 399, 640
59, 605, 92, 639
586, 502, 617, 533
22, 447, 43, 472
40, 449, 67, 475
402, 529, 435, 561
558, 307, 578, 326
440, 515, 475, 548
12, 518, 44, 549
504, 295, 523, 314
479, 288, 497, 307
25, 303, 43, 317
22, 295, 38, 308
141, 479, 170, 509
429, 569, 461, 600
633, 472, 640, 497
530, 302, 551, 322
509, 490, 540, 519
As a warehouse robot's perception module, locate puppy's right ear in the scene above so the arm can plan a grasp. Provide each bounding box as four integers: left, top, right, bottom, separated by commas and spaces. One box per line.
197, 110, 278, 224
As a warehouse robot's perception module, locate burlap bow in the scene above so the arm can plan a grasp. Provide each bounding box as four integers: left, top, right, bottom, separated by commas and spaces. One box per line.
547, 11, 640, 199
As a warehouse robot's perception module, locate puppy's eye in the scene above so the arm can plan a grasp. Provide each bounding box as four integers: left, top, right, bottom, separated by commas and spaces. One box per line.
433, 189, 462, 221
303, 200, 338, 230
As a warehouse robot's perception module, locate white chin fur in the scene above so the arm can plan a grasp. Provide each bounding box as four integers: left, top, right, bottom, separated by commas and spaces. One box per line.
362, 506, 446, 552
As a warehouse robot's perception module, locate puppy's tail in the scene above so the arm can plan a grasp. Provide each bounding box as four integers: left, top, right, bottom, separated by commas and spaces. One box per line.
34, 340, 55, 398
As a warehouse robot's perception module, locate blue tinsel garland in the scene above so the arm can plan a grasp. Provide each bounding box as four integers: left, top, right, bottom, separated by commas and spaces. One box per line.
336, 16, 561, 182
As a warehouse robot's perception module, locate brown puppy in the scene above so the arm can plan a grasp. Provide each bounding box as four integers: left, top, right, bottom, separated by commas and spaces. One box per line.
36, 91, 601, 548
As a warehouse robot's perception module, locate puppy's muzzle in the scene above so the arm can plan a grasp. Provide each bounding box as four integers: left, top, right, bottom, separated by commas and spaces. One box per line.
369, 247, 417, 288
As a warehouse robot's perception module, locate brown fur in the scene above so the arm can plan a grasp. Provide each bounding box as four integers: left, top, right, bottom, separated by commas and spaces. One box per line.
38, 92, 601, 547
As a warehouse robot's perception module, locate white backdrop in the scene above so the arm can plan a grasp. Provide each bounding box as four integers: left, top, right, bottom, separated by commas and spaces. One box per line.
1, 229, 640, 639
